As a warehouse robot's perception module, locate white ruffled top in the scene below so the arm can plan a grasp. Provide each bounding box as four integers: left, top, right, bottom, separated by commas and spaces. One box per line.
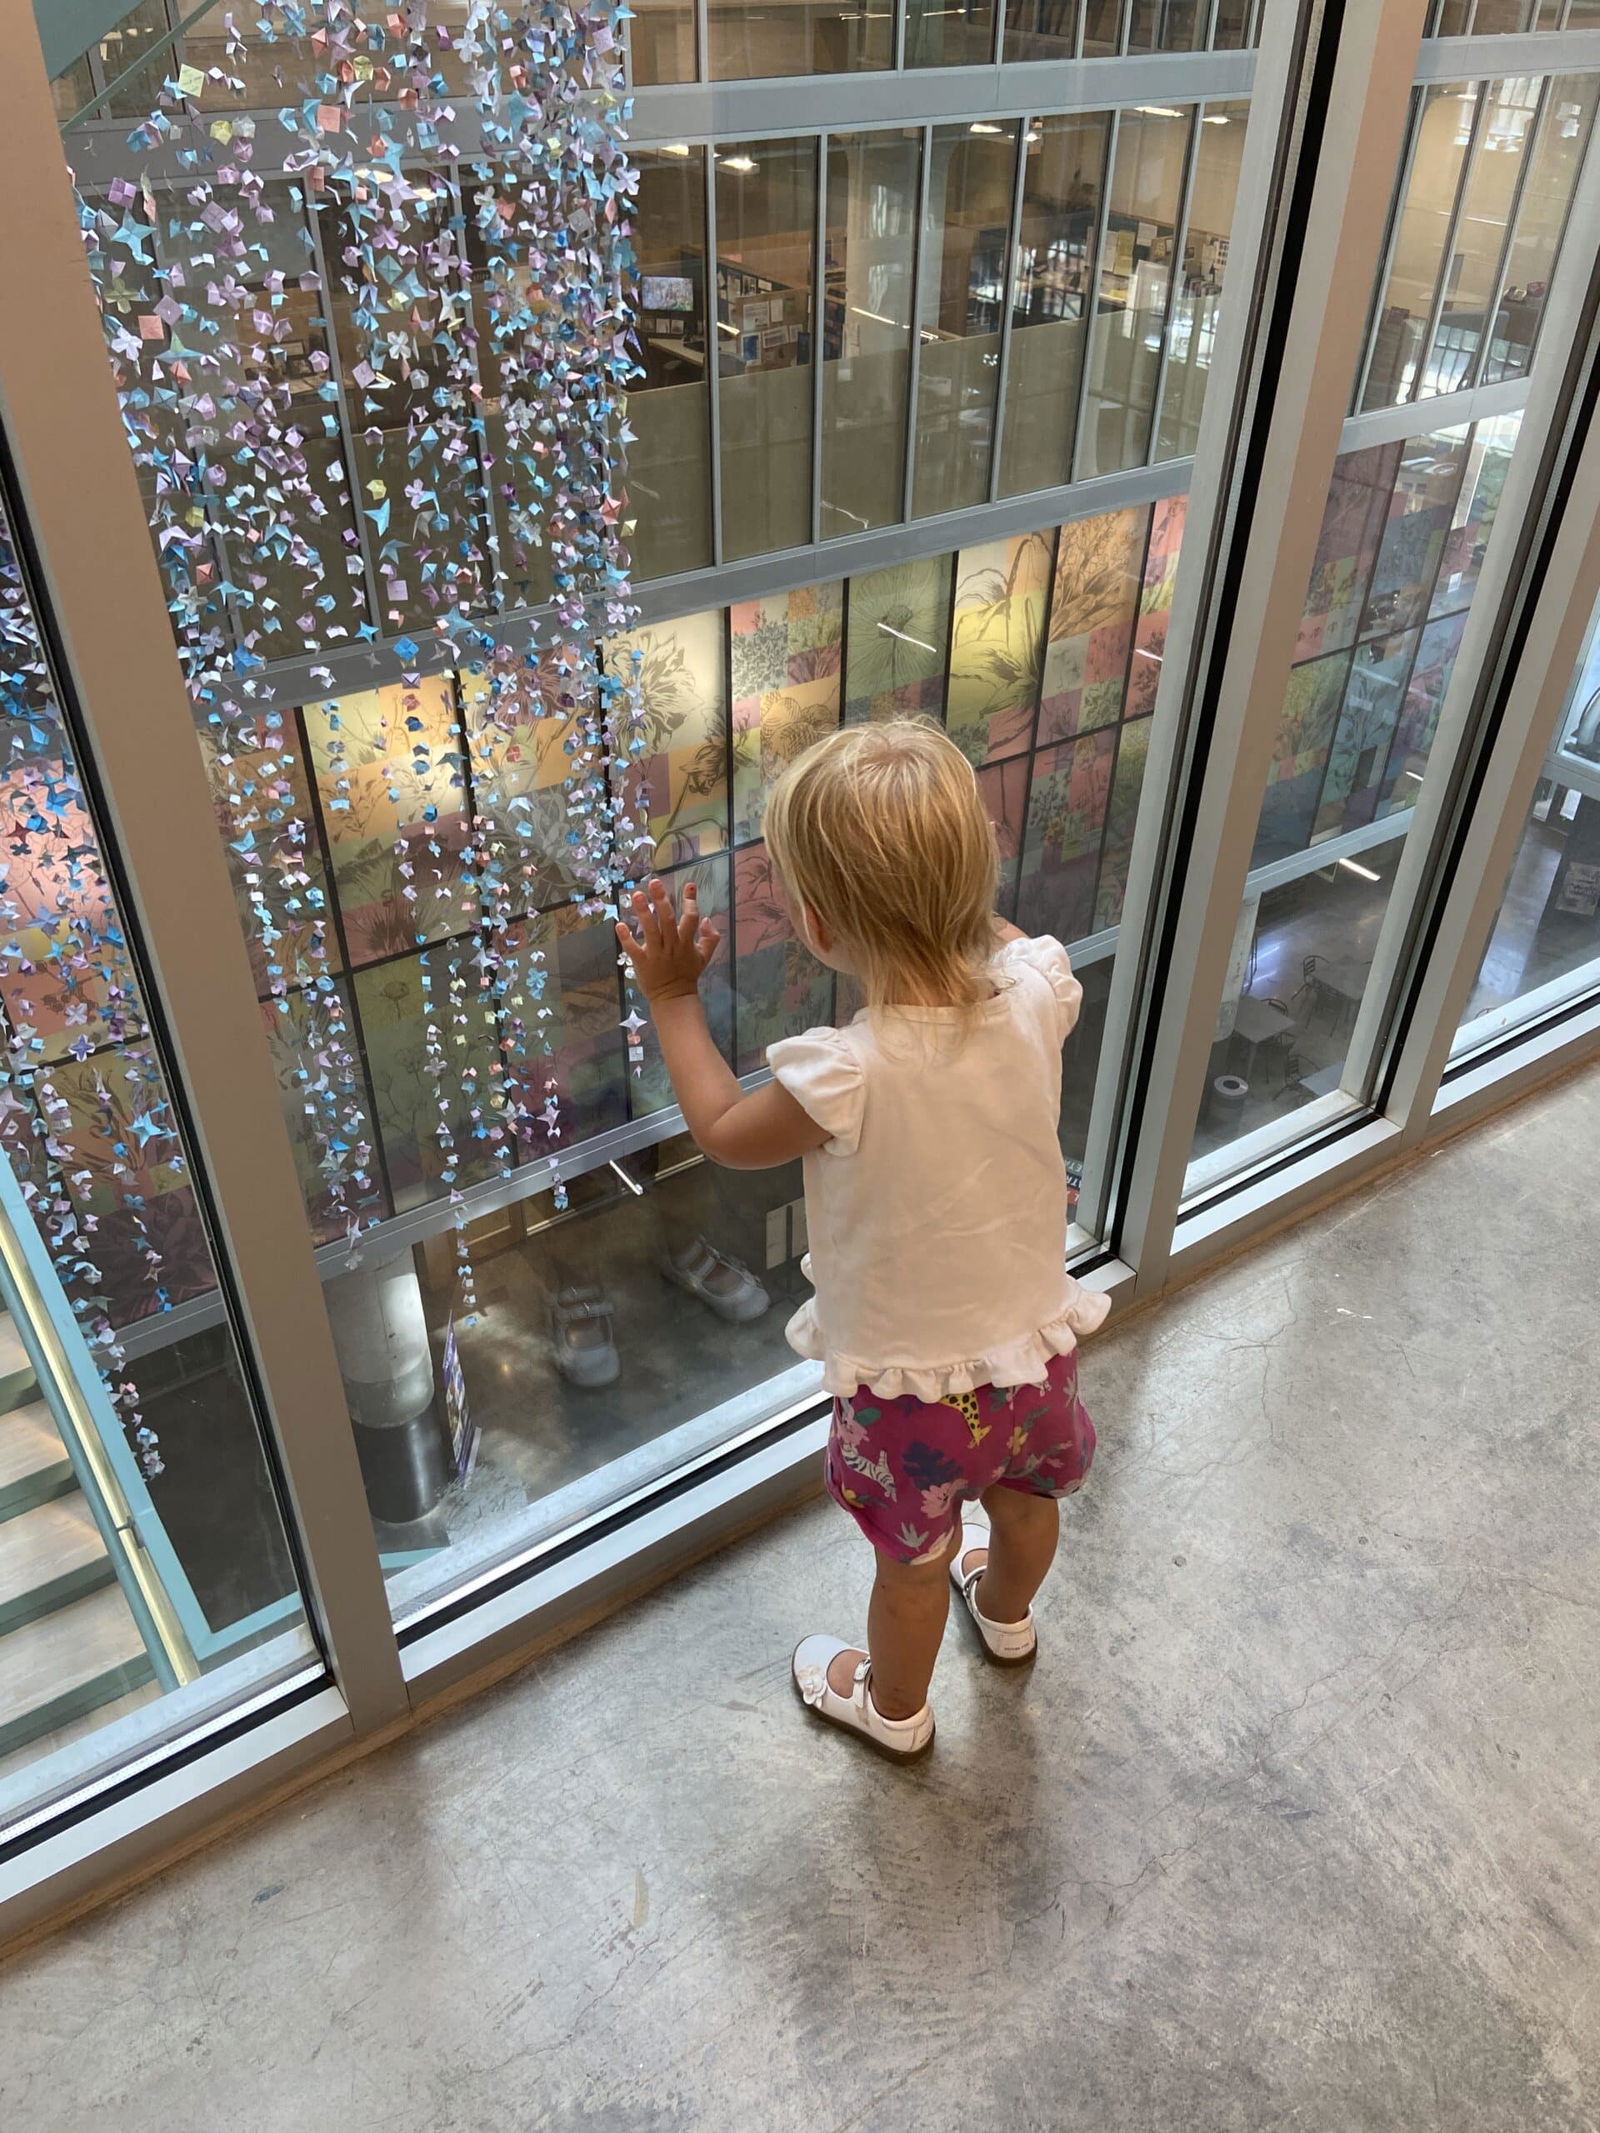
767, 934, 1110, 1403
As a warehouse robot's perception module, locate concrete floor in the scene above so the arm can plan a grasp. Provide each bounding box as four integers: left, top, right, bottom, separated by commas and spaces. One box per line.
3, 1066, 1598, 2131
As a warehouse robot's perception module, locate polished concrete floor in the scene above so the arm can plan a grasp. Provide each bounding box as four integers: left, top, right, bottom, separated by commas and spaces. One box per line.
3, 1065, 1599, 2131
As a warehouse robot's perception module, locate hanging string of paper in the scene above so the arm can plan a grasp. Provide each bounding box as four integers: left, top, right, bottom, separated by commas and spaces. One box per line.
67, 0, 645, 1341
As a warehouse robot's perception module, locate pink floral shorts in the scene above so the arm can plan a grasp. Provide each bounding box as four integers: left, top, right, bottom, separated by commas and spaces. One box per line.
825, 1350, 1096, 1565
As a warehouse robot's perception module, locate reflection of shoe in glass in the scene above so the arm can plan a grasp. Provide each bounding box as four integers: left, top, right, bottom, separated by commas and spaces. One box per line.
550, 1286, 620, 1388
661, 1236, 770, 1323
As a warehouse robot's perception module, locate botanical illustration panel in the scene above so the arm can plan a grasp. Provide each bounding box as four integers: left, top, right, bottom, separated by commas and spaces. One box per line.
732, 841, 835, 1072
1016, 729, 1118, 946
946, 531, 1055, 767
303, 677, 475, 965
730, 586, 844, 844
1039, 504, 1149, 745
844, 557, 953, 725
605, 610, 729, 870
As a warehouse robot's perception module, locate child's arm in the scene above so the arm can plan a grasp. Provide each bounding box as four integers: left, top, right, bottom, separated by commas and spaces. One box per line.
616, 879, 831, 1171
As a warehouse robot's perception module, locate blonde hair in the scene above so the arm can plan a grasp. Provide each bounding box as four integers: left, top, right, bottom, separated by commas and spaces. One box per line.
764, 718, 998, 1018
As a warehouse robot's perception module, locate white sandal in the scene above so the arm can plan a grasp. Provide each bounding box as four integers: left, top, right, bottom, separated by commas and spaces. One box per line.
791, 1636, 934, 1762
949, 1515, 1038, 1665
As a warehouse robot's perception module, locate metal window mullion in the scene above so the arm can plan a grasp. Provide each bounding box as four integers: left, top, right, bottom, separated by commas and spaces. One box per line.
903, 124, 935, 524
1351, 86, 1426, 420
987, 114, 1033, 504
1411, 80, 1488, 407
1344, 113, 1600, 1131
0, 11, 408, 1735
1086, 0, 1431, 1290
292, 701, 398, 1216
993, 0, 1009, 68
1204, 0, 1222, 47
895, 0, 910, 71
811, 135, 829, 548
1118, 0, 1137, 55
1069, 108, 1121, 487
1468, 76, 1549, 393
1145, 100, 1203, 467
697, 0, 711, 81
302, 192, 387, 630
704, 144, 725, 565
1075, 490, 1160, 1238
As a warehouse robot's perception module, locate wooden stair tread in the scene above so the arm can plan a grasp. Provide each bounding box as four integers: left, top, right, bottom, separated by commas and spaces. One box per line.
0, 1586, 148, 1728
0, 1401, 70, 1499
0, 1496, 107, 1611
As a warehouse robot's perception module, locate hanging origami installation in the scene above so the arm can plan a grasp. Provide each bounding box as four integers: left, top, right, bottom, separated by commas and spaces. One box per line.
45, 0, 647, 1383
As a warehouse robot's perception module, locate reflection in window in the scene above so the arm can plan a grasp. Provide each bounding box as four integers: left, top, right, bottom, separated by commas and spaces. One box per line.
716, 140, 817, 561
1191, 416, 1522, 1175
999, 114, 1109, 500
912, 124, 1017, 520
1481, 76, 1598, 386
1361, 86, 1473, 412
1078, 107, 1193, 481
627, 149, 714, 581
707, 0, 890, 79
1360, 74, 1597, 411
822, 131, 921, 539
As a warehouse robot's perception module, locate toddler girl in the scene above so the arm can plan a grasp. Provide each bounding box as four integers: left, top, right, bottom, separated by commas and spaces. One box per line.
615, 718, 1106, 1762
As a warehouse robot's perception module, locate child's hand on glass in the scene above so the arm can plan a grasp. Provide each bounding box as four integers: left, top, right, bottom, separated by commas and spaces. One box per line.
614, 878, 722, 1003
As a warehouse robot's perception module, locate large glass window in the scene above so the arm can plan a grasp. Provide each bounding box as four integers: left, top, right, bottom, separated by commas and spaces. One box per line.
626, 148, 715, 582
1456, 595, 1600, 1049
0, 494, 313, 1830
716, 139, 817, 562
998, 113, 1109, 499
1360, 76, 1599, 410
912, 123, 1017, 520
1155, 102, 1247, 461
905, 0, 997, 68
1188, 415, 1523, 1180
1077, 106, 1194, 481
821, 130, 921, 538
707, 0, 891, 80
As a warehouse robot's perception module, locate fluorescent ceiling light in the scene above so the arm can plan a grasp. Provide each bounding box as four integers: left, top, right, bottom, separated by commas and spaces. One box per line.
658, 143, 691, 157
969, 122, 1004, 135
720, 155, 756, 173
1337, 857, 1382, 882
1134, 105, 1184, 119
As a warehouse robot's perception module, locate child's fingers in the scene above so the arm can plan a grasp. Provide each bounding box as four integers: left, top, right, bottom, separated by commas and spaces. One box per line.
630, 886, 660, 951
696, 921, 722, 960
648, 877, 676, 937
676, 881, 699, 948
614, 919, 639, 959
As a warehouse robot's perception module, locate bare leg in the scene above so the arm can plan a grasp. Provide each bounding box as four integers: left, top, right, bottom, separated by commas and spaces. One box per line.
957, 1488, 1059, 1624
826, 1534, 957, 1718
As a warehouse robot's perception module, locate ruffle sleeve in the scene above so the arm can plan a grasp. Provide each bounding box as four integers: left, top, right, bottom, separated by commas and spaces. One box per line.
995, 933, 1083, 1043
766, 1027, 866, 1156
